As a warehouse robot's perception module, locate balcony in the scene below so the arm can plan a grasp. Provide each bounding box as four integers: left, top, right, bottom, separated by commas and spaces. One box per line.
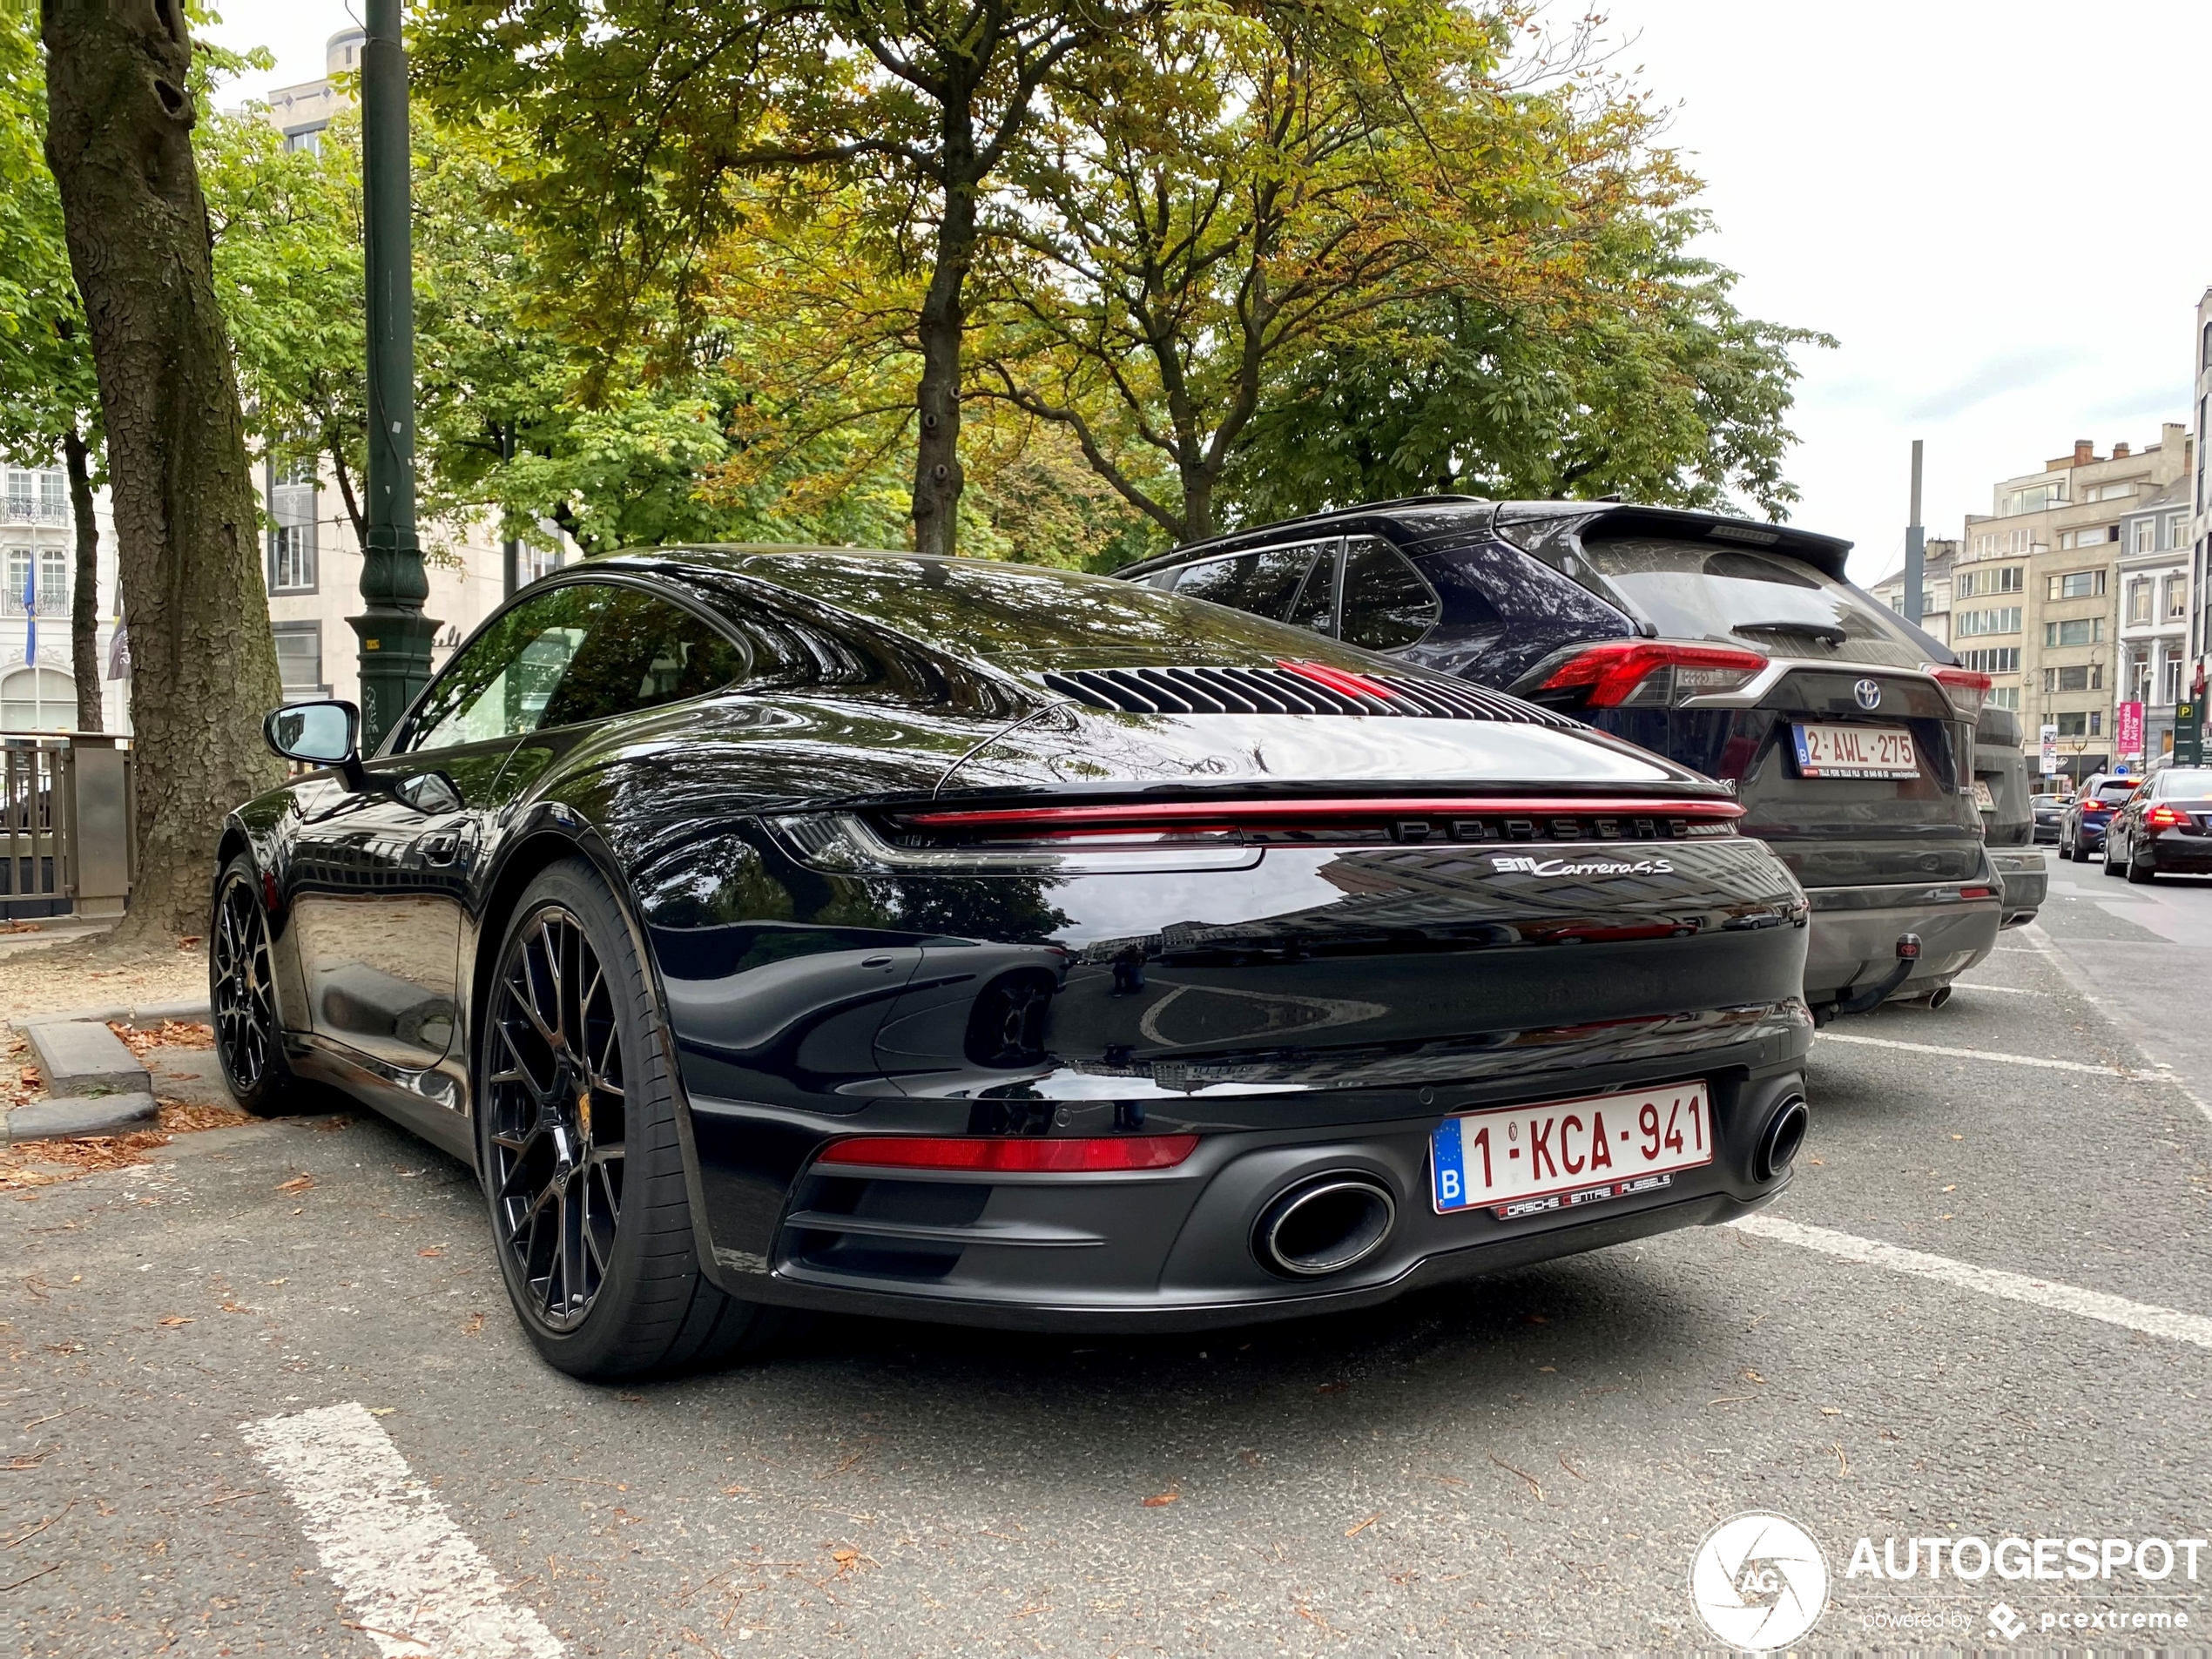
0, 502, 69, 529
0, 584, 71, 617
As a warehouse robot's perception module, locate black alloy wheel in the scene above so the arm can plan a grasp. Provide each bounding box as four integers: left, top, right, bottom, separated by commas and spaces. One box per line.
210, 855, 301, 1116
484, 902, 629, 1332
476, 859, 785, 1379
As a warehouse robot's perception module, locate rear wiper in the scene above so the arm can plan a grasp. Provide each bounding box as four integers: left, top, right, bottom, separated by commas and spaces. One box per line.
1732, 619, 1847, 646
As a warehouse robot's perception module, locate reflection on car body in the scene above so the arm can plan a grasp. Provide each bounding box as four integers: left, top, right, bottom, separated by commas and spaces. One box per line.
218, 547, 1815, 1379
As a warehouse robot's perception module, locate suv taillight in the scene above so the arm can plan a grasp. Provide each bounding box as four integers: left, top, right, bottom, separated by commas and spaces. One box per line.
1536, 640, 1767, 708
1930, 665, 1992, 720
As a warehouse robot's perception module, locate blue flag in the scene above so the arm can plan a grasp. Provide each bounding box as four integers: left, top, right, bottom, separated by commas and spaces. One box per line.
20, 562, 33, 665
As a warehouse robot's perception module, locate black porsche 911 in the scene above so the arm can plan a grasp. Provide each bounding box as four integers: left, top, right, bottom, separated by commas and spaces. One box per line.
216, 548, 1814, 1379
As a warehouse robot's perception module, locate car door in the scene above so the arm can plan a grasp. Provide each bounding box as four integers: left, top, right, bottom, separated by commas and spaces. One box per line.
287, 586, 615, 1069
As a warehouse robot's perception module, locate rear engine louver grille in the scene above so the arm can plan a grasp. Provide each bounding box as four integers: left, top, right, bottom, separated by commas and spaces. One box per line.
1042, 665, 1574, 726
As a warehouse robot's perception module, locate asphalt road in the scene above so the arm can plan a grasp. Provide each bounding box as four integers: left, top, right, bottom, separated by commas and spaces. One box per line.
6, 848, 2211, 1656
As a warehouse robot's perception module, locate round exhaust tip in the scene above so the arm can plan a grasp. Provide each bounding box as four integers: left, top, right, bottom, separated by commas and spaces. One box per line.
1254, 1175, 1397, 1278
1757, 1096, 1809, 1182
1926, 983, 1953, 1010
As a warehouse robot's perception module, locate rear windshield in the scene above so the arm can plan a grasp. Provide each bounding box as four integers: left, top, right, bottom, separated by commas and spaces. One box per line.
2156, 769, 2212, 797
1578, 536, 1925, 667
2094, 781, 2138, 802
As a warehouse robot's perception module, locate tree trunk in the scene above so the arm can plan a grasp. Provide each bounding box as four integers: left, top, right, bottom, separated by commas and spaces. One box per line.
60, 426, 100, 732
42, 0, 283, 938
911, 111, 980, 560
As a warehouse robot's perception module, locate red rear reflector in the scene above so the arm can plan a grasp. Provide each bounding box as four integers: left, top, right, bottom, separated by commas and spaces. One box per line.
1275, 659, 1398, 701
1538, 640, 1767, 708
1958, 886, 1996, 900
814, 1135, 1201, 1173
905, 796, 1744, 830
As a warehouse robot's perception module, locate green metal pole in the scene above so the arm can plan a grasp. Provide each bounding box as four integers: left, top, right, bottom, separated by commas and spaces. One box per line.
350, 0, 438, 752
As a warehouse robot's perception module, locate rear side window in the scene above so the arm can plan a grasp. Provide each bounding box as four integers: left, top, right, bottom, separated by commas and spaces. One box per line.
1579, 536, 1921, 666
2158, 769, 2212, 796
540, 587, 747, 728
1167, 543, 1325, 621
1339, 537, 1439, 650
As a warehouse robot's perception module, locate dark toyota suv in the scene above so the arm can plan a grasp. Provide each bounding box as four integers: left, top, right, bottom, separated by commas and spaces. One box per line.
1116, 497, 2000, 1017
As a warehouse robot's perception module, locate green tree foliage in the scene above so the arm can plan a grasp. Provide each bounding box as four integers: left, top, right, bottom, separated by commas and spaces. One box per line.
415, 0, 1152, 559
1229, 200, 1832, 525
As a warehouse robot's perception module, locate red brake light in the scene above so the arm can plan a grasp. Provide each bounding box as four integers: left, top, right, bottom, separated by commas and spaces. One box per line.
1276, 659, 1397, 702
1931, 665, 1992, 718
2146, 804, 2187, 828
814, 1135, 1201, 1173
1538, 640, 1767, 708
902, 796, 1746, 830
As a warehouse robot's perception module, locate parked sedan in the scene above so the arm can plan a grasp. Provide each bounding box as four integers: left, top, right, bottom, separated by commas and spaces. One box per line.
1116, 498, 1999, 1019
217, 549, 1813, 1379
2030, 793, 2068, 845
2061, 773, 2139, 860
2102, 766, 2212, 882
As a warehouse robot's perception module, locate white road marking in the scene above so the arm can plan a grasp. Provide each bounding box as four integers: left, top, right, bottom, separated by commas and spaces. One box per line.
1815, 1029, 2147, 1077
242, 1402, 563, 1659
1735, 1215, 2212, 1353
1950, 982, 2044, 995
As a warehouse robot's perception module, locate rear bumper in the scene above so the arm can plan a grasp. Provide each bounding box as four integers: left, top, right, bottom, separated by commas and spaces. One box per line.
2138, 832, 2212, 874
1991, 850, 2047, 927
686, 1039, 1812, 1332
1802, 884, 2002, 1002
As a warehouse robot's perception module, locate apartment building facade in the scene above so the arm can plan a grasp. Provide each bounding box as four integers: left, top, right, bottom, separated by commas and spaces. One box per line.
2193, 289, 2212, 702
2114, 477, 2193, 761
0, 462, 126, 732
1958, 427, 2190, 782
1869, 536, 1958, 649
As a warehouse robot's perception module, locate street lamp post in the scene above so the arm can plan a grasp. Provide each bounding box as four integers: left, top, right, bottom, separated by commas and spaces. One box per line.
349, 0, 439, 752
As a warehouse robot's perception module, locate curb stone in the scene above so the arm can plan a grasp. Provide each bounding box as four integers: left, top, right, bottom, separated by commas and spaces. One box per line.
6, 1091, 158, 1143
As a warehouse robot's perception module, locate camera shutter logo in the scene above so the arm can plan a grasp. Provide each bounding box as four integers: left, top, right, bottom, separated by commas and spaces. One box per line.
1854, 678, 1883, 711
1689, 1512, 1829, 1649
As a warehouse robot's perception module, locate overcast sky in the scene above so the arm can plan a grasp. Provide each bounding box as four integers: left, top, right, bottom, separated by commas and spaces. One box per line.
204, 0, 2212, 584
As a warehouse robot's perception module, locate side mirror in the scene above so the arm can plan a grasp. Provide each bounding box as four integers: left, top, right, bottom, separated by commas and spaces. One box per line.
266, 700, 368, 789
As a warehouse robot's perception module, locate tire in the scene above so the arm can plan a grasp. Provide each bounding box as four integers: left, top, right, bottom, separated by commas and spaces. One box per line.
2066, 830, 2087, 862
476, 858, 786, 1380
210, 854, 307, 1116
2103, 834, 2127, 876
2128, 837, 2158, 883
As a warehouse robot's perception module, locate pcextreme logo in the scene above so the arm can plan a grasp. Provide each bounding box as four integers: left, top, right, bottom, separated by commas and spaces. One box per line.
1488, 855, 1675, 878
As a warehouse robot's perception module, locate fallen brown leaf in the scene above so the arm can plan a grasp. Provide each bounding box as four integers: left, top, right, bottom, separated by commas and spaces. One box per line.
1140, 1490, 1178, 1507
157, 1315, 192, 1328
1344, 1514, 1379, 1538
274, 1175, 314, 1195
1741, 1368, 1767, 1385
461, 1312, 484, 1337
417, 1246, 446, 1259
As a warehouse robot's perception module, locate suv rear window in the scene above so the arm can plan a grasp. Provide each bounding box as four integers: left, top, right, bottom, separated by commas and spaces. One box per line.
2094, 780, 2139, 803
1578, 536, 1925, 667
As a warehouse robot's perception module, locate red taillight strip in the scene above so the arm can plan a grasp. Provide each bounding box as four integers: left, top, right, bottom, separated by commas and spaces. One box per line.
1932, 666, 1993, 693
1275, 658, 1398, 701
904, 796, 1744, 828
1538, 640, 1768, 707
814, 1135, 1201, 1173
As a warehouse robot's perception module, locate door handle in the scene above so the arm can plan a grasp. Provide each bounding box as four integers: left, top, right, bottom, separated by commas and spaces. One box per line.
420, 830, 462, 865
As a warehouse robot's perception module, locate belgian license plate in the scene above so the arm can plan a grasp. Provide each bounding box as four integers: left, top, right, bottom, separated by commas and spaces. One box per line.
1792, 722, 1919, 779
1430, 1082, 1714, 1218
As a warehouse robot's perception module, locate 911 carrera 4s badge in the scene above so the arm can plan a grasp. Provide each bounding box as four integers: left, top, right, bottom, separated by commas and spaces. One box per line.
1488, 854, 1676, 877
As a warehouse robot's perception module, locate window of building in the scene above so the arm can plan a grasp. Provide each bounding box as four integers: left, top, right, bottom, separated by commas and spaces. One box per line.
2002, 483, 2067, 516
266, 456, 317, 593
2165, 574, 2188, 619
2054, 711, 2089, 737
2043, 664, 2103, 693
2128, 578, 2154, 624
2094, 710, 2103, 736
1955, 606, 2020, 637
2047, 570, 2106, 601
2087, 483, 2134, 503
0, 665, 74, 732
1958, 647, 2020, 675
282, 124, 325, 155
2128, 645, 2153, 703
2163, 647, 2185, 705
272, 623, 325, 699
1987, 685, 2020, 711
2062, 527, 2115, 550
2045, 617, 2103, 647
2168, 512, 2188, 549
37, 548, 64, 615
2135, 519, 2156, 553
1958, 568, 2021, 598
